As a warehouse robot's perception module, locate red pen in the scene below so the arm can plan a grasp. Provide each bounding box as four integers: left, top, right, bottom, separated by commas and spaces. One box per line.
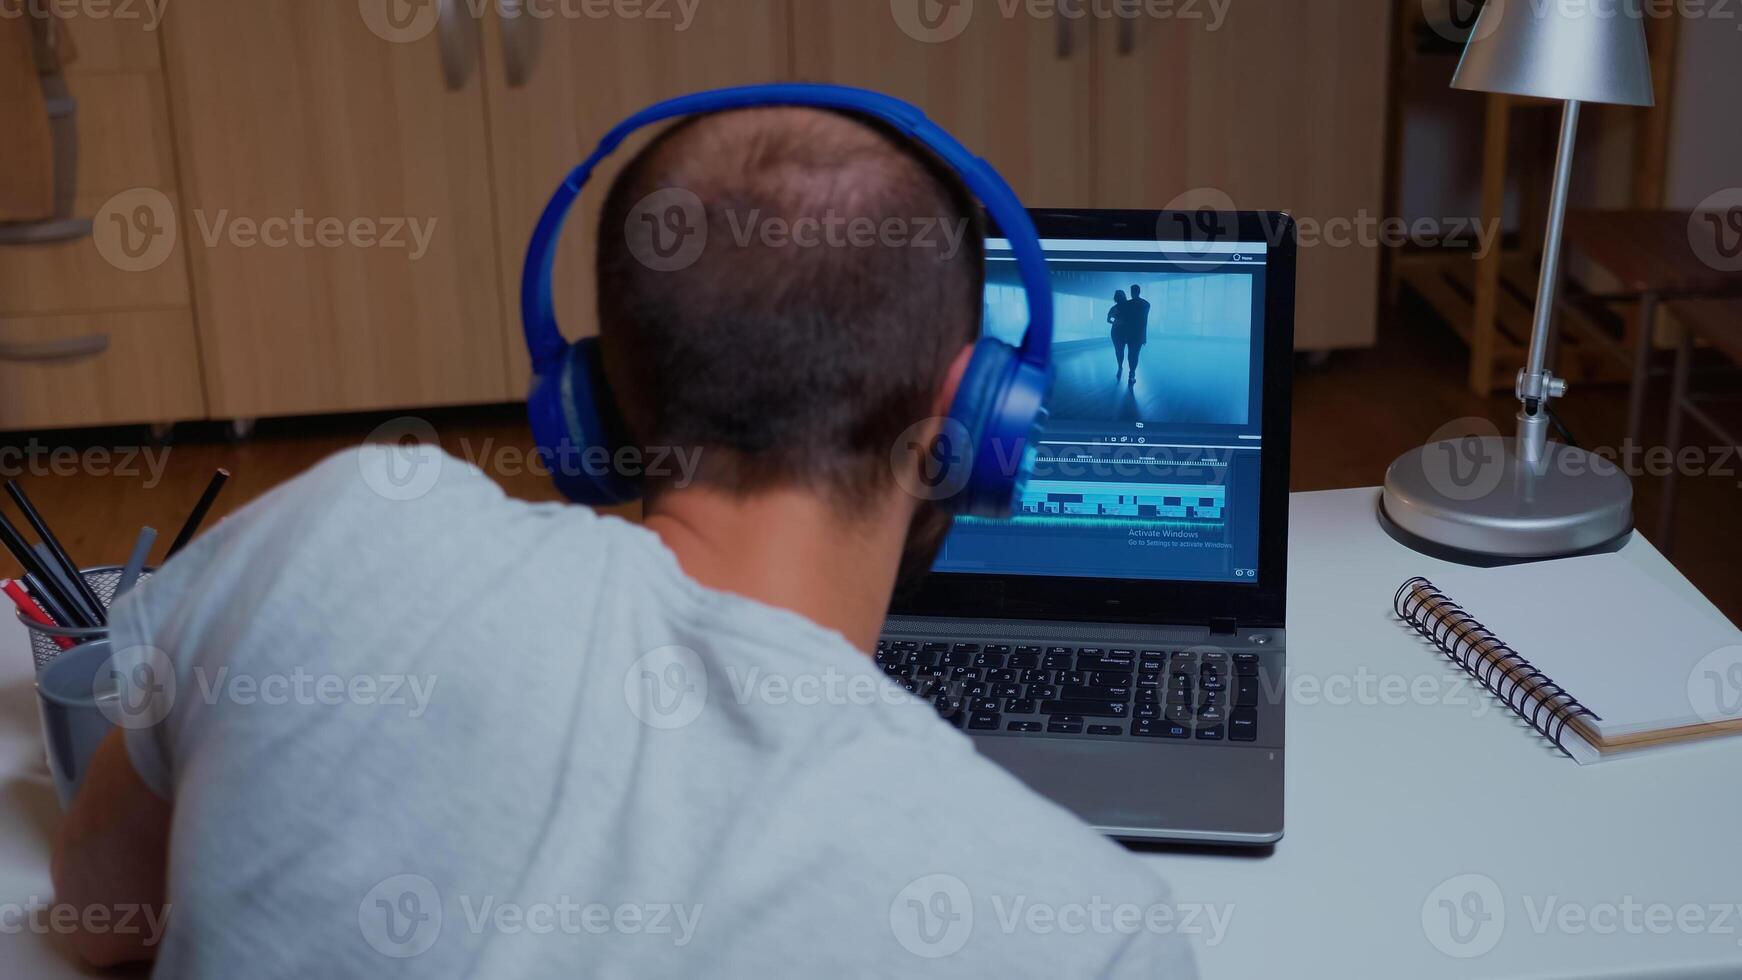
3, 579, 75, 651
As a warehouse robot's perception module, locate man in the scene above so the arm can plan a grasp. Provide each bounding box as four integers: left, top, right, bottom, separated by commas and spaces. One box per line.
52, 107, 1198, 978
1123, 284, 1153, 386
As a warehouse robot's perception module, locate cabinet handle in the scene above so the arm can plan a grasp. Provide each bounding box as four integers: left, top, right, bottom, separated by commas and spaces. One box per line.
0, 334, 110, 363
1117, 15, 1136, 56
500, 0, 540, 88
437, 0, 477, 91
1056, 1, 1076, 59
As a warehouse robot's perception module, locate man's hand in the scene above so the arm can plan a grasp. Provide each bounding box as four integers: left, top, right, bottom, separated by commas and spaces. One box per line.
49, 729, 172, 966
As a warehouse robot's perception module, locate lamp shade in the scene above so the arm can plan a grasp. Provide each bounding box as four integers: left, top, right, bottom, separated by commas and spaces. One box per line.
1452, 0, 1655, 106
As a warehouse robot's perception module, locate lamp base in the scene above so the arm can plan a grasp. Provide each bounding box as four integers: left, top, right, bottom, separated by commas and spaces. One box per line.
1380, 437, 1633, 564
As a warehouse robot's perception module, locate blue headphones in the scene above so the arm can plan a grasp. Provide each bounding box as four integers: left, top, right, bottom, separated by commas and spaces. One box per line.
521, 83, 1055, 518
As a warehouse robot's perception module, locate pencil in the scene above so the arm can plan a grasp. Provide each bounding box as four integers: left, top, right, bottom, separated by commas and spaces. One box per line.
4, 480, 106, 625
0, 510, 92, 628
23, 570, 87, 632
3, 579, 76, 650
166, 468, 230, 559
116, 526, 157, 599
34, 543, 105, 626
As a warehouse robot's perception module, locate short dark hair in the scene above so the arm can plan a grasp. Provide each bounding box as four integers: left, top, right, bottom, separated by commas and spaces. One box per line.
595, 107, 985, 506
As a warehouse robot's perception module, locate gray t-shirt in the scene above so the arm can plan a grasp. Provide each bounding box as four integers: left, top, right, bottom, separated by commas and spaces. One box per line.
110, 447, 1199, 978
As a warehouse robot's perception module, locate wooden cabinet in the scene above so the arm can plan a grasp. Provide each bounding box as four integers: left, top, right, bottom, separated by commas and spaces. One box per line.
3, 1, 1395, 433
792, 0, 1095, 208
1094, 1, 1394, 349
795, 1, 1391, 350
161, 0, 511, 418
0, 10, 202, 431
479, 1, 791, 393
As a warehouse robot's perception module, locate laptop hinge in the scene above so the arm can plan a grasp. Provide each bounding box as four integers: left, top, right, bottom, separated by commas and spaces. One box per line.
1209, 616, 1239, 636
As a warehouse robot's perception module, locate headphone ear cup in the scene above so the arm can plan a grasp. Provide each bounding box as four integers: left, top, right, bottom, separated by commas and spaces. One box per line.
935, 338, 1052, 518
939, 339, 1010, 517
527, 338, 642, 506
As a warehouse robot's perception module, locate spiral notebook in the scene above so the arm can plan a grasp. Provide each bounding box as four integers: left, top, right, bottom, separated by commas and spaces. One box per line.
1394, 554, 1742, 764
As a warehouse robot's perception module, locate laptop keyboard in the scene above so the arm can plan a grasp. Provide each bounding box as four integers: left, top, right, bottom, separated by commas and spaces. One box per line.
874, 639, 1269, 742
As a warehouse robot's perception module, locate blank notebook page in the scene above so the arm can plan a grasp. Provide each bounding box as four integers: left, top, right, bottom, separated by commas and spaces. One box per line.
1430, 553, 1742, 741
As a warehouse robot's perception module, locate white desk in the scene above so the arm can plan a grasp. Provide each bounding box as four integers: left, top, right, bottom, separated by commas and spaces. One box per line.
2, 488, 1738, 978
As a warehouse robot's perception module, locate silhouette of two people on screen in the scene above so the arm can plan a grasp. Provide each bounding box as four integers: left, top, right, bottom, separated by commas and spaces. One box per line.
1107, 285, 1151, 386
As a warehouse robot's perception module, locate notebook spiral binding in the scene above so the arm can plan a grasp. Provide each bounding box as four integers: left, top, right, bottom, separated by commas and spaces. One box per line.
1394, 577, 1601, 757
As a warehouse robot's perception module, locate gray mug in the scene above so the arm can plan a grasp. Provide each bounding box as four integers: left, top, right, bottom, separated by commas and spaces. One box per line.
36, 640, 121, 808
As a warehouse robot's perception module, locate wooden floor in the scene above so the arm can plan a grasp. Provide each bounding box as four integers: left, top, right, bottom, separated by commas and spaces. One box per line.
3, 289, 1738, 625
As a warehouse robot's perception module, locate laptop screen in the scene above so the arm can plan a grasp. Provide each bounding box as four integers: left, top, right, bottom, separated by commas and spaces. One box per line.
930, 234, 1270, 586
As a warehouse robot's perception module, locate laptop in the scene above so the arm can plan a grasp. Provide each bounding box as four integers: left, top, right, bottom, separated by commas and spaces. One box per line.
881, 209, 1294, 845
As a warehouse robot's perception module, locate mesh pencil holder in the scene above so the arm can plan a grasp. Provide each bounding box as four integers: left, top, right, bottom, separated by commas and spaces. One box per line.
17, 565, 154, 673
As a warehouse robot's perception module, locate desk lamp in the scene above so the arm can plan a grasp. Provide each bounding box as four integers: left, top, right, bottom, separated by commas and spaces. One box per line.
1381, 0, 1655, 562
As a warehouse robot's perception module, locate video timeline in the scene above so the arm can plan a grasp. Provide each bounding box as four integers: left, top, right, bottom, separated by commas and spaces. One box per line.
1012, 480, 1226, 525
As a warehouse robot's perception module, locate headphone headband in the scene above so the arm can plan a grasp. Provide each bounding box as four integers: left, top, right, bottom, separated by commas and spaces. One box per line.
520, 83, 1054, 373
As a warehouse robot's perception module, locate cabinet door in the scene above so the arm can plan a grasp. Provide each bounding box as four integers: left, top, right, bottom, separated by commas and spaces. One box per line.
481, 1, 791, 393
1095, 2, 1393, 350
163, 0, 511, 417
792, 0, 1095, 209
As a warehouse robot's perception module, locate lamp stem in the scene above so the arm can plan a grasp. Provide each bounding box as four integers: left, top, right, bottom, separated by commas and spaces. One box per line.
1516, 99, 1581, 465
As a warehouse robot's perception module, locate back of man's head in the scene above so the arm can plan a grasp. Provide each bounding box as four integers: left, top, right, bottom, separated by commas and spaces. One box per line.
596, 107, 985, 507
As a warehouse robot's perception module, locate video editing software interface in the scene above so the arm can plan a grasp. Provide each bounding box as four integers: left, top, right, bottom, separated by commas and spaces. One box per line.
934, 236, 1269, 585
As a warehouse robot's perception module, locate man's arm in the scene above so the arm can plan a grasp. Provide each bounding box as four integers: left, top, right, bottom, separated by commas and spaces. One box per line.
50, 729, 172, 966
